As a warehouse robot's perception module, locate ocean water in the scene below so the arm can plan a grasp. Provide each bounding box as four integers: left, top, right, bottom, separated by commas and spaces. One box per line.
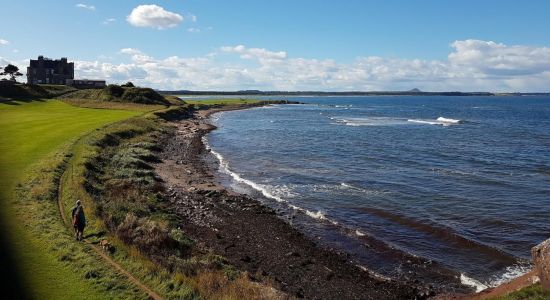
203, 96, 550, 290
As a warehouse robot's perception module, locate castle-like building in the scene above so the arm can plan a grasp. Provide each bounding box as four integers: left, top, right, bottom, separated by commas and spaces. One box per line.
26, 56, 105, 88
27, 56, 74, 85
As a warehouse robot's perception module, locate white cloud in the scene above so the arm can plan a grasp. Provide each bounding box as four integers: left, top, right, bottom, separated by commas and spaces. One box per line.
103, 18, 116, 25
187, 28, 200, 33
0, 39, 9, 46
221, 45, 287, 61
119, 48, 143, 55
76, 4, 95, 11
448, 39, 550, 76
127, 5, 183, 29
53, 40, 550, 92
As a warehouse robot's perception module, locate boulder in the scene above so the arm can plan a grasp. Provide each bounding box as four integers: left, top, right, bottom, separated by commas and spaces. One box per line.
532, 238, 550, 290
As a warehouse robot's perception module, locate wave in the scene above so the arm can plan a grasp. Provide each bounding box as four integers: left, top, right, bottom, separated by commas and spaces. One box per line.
460, 273, 488, 292
204, 137, 339, 225
488, 263, 533, 287
437, 117, 461, 124
203, 137, 286, 202
355, 229, 366, 237
407, 117, 461, 126
332, 117, 409, 126
331, 116, 462, 127
460, 262, 532, 293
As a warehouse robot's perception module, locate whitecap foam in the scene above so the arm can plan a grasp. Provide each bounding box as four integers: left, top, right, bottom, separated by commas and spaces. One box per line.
488, 263, 533, 287
305, 210, 326, 220
355, 230, 366, 237
332, 117, 409, 126
460, 273, 488, 293
407, 116, 461, 126
407, 119, 441, 125
204, 137, 340, 226
436, 117, 461, 124
203, 137, 286, 202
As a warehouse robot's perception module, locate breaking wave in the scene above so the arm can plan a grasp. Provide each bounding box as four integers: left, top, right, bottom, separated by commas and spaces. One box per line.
204, 136, 339, 225
460, 273, 488, 293
331, 116, 462, 127
407, 117, 461, 126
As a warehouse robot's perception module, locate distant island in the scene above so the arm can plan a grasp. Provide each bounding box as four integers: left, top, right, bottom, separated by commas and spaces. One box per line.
161, 89, 550, 97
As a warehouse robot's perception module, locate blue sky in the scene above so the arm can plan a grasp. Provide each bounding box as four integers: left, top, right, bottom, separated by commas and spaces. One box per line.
1, 0, 550, 91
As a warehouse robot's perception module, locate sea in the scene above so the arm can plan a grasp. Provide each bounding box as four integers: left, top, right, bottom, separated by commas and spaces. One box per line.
190, 95, 550, 292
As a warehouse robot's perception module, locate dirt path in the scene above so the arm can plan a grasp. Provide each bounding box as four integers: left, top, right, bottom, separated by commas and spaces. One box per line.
57, 159, 163, 300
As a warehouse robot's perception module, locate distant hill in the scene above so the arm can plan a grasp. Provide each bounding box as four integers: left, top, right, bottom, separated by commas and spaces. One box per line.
61, 85, 170, 105
409, 88, 422, 93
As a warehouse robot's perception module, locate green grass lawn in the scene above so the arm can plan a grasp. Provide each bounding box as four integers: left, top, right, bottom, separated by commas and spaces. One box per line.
0, 100, 142, 298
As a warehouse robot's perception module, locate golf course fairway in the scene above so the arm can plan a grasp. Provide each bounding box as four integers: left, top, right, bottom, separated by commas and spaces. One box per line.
0, 100, 142, 299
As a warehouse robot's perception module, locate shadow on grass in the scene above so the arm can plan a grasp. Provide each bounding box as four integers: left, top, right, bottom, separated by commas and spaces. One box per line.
0, 215, 29, 298
0, 97, 46, 105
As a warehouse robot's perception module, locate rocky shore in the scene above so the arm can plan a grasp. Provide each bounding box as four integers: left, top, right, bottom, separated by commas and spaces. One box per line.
153, 103, 431, 299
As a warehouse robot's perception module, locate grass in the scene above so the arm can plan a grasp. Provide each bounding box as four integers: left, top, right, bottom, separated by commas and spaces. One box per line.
0, 98, 278, 299
0, 100, 146, 298
0, 84, 77, 100
58, 111, 198, 298
181, 98, 262, 105
494, 284, 550, 300
60, 85, 170, 105
61, 98, 167, 112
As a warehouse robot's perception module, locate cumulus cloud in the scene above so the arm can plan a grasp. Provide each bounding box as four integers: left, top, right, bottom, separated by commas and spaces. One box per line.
221, 45, 287, 61
76, 4, 95, 11
0, 39, 10, 46
60, 40, 550, 92
449, 39, 550, 76
119, 48, 143, 55
127, 5, 183, 29
187, 28, 200, 33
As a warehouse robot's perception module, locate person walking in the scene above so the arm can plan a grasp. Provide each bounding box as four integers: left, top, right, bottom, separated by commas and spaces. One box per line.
71, 200, 86, 241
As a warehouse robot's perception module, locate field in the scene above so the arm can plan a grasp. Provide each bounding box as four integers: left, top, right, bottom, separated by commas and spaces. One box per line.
0, 100, 143, 298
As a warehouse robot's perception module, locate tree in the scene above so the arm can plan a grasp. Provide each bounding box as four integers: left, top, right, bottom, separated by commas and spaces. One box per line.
1, 64, 23, 82
121, 81, 135, 87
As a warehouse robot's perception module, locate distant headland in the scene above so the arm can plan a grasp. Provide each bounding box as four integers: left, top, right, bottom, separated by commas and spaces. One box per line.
161, 89, 550, 97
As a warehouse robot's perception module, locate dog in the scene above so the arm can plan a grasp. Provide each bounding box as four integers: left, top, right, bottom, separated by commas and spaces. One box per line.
99, 239, 114, 253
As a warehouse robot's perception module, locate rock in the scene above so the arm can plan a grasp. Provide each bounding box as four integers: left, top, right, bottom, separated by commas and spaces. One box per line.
532, 237, 550, 290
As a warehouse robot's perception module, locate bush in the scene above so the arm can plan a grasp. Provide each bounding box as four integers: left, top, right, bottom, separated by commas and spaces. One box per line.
121, 82, 135, 87
104, 84, 125, 98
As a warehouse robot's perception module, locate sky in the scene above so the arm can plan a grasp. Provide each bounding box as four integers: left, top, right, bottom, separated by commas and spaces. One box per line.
1, 0, 550, 91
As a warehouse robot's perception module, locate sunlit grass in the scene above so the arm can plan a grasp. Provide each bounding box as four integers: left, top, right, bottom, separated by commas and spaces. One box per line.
0, 100, 144, 298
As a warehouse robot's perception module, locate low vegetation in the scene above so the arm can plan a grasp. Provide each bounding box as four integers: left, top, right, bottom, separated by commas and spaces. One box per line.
0, 84, 77, 100
61, 84, 171, 105
71, 104, 270, 298
494, 284, 550, 300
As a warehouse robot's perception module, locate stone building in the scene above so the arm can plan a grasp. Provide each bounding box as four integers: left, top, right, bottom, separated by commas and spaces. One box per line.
27, 56, 74, 85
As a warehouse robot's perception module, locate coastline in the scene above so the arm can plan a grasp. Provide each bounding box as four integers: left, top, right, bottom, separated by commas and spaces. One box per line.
153, 103, 429, 299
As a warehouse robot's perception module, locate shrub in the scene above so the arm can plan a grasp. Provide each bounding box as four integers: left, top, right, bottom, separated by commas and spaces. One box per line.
104, 84, 125, 98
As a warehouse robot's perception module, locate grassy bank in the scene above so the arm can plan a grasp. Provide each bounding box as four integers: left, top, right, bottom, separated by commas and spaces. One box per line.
61, 104, 273, 299
495, 284, 550, 300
